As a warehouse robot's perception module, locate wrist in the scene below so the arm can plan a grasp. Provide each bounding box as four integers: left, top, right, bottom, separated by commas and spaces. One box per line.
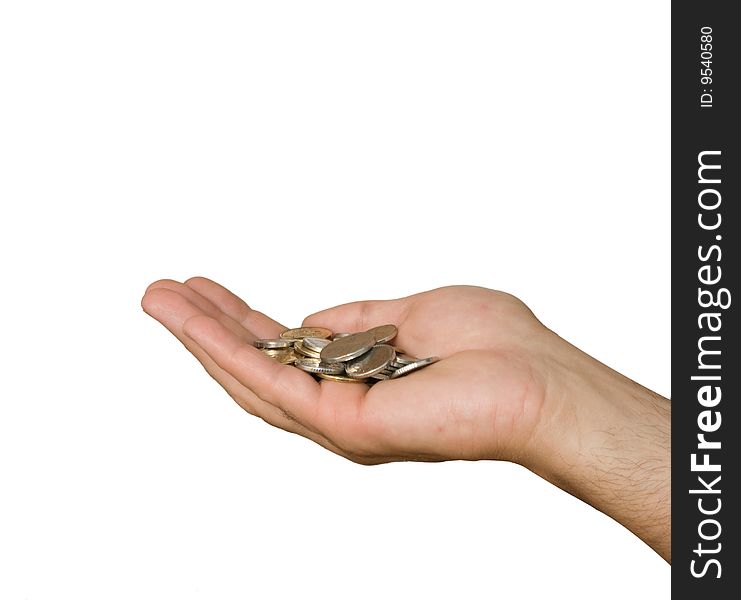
524, 330, 671, 560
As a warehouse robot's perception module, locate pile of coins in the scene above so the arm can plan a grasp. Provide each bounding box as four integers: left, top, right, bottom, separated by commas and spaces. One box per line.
253, 325, 439, 383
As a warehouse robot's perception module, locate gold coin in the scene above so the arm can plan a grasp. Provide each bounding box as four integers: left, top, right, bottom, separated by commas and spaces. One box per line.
262, 348, 297, 364
276, 351, 298, 365
280, 327, 333, 340
261, 348, 284, 357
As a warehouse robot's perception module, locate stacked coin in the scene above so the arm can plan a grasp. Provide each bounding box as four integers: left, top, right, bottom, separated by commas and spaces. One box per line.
253, 325, 439, 383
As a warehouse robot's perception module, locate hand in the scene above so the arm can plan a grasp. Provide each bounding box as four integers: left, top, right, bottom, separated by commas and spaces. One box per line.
141, 277, 670, 561
141, 278, 551, 465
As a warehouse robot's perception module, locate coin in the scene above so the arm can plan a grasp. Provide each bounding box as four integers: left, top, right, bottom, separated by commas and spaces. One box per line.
389, 356, 440, 379
263, 322, 436, 381
302, 337, 332, 353
316, 372, 368, 383
280, 327, 333, 340
294, 357, 345, 375
371, 372, 390, 380
392, 353, 417, 366
345, 344, 396, 379
254, 338, 294, 349
367, 324, 397, 344
262, 348, 298, 364
278, 353, 298, 365
320, 331, 376, 363
293, 340, 321, 358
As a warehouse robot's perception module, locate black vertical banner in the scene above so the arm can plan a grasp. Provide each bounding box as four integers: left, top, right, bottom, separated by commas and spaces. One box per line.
672, 2, 739, 597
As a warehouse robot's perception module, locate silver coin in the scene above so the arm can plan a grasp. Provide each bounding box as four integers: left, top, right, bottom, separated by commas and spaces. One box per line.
389, 356, 440, 379
280, 327, 333, 340
345, 344, 396, 379
302, 337, 332, 353
392, 353, 417, 366
293, 340, 321, 358
320, 331, 376, 363
254, 338, 295, 349
371, 372, 390, 380
294, 357, 345, 375
366, 324, 397, 344
333, 332, 352, 339
371, 365, 396, 379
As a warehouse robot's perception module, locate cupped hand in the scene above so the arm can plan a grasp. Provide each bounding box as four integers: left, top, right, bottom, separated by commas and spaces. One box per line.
142, 277, 672, 560
141, 278, 556, 466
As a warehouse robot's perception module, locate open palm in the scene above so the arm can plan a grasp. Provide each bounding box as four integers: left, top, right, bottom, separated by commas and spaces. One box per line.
142, 278, 551, 465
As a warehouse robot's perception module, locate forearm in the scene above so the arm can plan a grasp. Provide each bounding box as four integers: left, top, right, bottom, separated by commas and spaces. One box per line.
527, 332, 671, 561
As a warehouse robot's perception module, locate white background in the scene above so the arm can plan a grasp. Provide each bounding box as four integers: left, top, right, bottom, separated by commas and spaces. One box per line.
0, 1, 670, 598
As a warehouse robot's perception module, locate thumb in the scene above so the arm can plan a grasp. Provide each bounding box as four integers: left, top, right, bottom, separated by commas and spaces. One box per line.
302, 298, 408, 334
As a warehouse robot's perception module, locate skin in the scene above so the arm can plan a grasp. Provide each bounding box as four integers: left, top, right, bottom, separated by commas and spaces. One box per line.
141, 277, 671, 562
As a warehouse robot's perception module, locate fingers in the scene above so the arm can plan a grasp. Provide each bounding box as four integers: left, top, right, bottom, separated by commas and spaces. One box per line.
184, 276, 286, 339
144, 278, 401, 460
141, 288, 325, 443
145, 279, 255, 343
183, 314, 324, 428
141, 287, 259, 397
302, 298, 409, 333
141, 287, 252, 395
183, 314, 382, 456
